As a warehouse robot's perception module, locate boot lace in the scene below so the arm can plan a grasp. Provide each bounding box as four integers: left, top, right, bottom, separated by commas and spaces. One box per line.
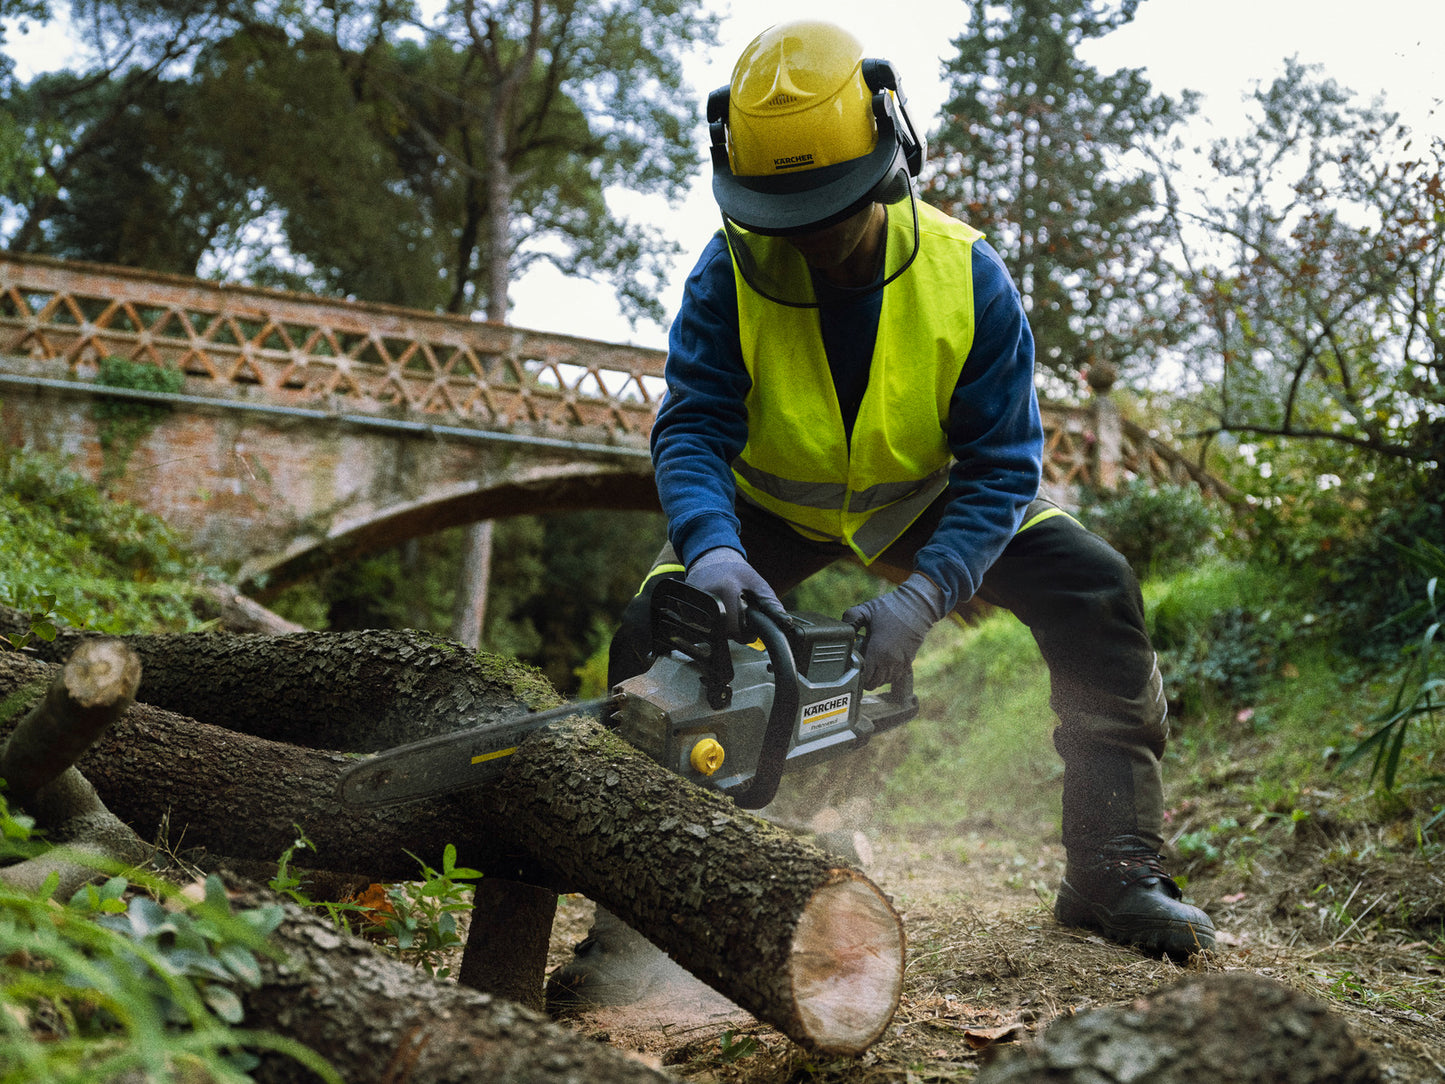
1092, 836, 1182, 898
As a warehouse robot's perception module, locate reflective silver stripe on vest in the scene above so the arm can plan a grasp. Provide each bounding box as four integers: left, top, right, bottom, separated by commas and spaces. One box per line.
734, 461, 947, 513
849, 471, 950, 558
733, 461, 950, 559
733, 460, 849, 507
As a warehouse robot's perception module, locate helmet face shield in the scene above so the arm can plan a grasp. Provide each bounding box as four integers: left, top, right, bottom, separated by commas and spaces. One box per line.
708, 22, 928, 307
721, 182, 921, 309
711, 125, 904, 237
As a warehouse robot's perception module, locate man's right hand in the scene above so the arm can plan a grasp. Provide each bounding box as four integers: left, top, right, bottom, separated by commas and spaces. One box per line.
685, 547, 780, 640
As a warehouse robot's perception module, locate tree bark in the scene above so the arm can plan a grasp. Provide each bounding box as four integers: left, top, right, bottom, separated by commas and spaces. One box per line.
0, 613, 561, 753
460, 878, 559, 1012
0, 632, 906, 1055
223, 878, 677, 1084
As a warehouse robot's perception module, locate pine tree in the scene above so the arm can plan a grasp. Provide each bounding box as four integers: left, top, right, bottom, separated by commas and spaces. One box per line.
924, 0, 1191, 387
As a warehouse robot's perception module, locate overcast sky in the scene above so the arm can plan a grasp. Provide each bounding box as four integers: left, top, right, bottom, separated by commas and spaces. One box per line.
7, 1, 1442, 348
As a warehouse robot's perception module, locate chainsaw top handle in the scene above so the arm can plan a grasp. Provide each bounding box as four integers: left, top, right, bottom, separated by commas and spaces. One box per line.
724, 589, 798, 808
646, 579, 801, 809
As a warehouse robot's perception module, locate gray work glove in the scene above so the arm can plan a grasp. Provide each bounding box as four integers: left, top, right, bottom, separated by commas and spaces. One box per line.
685, 547, 781, 640
844, 573, 948, 690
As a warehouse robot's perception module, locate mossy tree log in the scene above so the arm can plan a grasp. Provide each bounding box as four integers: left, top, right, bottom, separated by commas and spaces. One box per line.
0, 631, 906, 1055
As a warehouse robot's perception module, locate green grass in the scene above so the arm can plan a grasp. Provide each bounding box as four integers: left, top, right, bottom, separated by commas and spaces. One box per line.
882, 615, 1059, 836
877, 557, 1443, 852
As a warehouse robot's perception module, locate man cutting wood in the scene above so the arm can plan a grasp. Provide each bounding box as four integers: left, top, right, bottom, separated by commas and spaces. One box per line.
551, 18, 1214, 1010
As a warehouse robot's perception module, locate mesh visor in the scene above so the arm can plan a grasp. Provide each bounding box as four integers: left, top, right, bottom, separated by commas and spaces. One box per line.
721, 184, 921, 309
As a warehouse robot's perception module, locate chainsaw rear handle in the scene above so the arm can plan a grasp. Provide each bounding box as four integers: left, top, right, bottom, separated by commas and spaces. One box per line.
850, 617, 917, 714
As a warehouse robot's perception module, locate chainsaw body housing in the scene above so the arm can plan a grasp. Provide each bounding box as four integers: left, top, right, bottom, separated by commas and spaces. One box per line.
611, 580, 916, 809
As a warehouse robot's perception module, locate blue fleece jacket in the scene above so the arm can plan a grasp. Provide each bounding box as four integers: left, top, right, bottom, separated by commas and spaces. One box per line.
650, 227, 1043, 613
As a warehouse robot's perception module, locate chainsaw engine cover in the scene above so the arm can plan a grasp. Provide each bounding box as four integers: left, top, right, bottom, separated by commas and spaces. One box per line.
613, 607, 875, 804
613, 639, 776, 792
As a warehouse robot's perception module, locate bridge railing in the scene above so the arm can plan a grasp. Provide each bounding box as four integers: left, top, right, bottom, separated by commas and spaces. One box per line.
0, 251, 666, 444
0, 250, 1233, 502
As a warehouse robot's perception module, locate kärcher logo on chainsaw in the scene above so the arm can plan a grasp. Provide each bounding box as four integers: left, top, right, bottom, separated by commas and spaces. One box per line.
799, 694, 851, 738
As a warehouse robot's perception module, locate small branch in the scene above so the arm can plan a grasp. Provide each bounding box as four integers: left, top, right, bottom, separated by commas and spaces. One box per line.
0, 640, 149, 898
0, 639, 140, 807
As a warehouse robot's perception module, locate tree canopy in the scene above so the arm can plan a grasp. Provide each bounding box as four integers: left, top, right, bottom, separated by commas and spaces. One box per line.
1, 0, 718, 323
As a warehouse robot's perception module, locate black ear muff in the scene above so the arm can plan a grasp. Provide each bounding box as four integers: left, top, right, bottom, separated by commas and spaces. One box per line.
861, 58, 925, 178
872, 166, 912, 205
707, 86, 732, 174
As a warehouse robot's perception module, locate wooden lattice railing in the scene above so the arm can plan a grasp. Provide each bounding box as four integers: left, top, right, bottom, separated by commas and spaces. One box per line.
0, 250, 1230, 500
0, 251, 666, 443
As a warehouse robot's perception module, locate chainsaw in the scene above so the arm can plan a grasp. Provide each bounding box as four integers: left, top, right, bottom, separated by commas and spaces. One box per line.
335, 578, 918, 811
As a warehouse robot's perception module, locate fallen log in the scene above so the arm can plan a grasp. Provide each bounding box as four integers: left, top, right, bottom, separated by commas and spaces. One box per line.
0, 612, 561, 753
0, 640, 906, 1055
223, 878, 679, 1084
974, 972, 1382, 1084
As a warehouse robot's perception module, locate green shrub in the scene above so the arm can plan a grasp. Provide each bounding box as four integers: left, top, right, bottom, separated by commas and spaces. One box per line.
1146, 561, 1321, 718
0, 448, 215, 634
1338, 540, 1444, 798
1079, 478, 1223, 579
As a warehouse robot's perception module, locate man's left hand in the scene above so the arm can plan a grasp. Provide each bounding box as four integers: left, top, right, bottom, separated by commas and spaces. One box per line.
844, 573, 949, 689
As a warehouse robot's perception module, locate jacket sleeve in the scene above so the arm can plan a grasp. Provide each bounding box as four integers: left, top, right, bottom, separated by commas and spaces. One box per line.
911, 239, 1044, 612
649, 235, 752, 568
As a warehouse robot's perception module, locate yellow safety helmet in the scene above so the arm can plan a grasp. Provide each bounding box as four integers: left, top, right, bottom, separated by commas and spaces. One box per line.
707, 21, 925, 237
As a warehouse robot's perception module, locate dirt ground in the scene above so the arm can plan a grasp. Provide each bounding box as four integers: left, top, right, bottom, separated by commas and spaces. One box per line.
540, 803, 1445, 1083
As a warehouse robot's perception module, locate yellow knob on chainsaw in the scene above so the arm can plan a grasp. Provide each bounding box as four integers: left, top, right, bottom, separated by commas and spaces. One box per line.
690, 738, 725, 776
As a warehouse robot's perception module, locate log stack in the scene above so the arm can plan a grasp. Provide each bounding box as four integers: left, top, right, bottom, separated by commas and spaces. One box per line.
0, 627, 906, 1056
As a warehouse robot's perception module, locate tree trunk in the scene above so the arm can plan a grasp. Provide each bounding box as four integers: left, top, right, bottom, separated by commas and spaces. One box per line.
451, 520, 494, 649
0, 631, 906, 1055
224, 878, 678, 1084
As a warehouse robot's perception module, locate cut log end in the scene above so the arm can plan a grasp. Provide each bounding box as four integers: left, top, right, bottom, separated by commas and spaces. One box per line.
789, 871, 905, 1056
63, 638, 141, 710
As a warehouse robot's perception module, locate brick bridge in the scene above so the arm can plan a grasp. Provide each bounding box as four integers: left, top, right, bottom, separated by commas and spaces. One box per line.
0, 251, 1226, 591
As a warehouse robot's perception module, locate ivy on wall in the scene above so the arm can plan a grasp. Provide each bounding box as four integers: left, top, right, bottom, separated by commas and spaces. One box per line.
92, 357, 186, 486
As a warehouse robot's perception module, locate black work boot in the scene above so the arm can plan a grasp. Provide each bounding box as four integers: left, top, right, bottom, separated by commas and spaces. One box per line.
1055, 836, 1216, 960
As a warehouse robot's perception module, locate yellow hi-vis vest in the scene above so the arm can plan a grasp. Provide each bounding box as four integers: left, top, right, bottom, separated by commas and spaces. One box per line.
730, 199, 983, 563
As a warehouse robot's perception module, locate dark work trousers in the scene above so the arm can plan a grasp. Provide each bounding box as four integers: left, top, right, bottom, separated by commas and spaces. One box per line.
608, 495, 1170, 857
